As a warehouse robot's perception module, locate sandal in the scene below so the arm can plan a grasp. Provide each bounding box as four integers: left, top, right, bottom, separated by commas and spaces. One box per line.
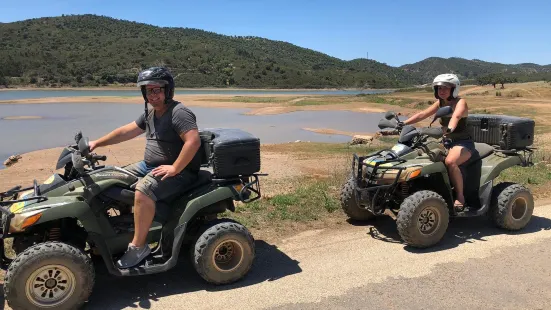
454, 200, 465, 212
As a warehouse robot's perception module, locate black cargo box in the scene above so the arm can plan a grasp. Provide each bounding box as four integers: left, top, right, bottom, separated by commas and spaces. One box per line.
467, 114, 535, 150
199, 128, 261, 178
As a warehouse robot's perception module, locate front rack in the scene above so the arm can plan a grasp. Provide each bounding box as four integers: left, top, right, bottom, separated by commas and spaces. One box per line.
352, 152, 407, 214
0, 180, 49, 269
0, 179, 48, 210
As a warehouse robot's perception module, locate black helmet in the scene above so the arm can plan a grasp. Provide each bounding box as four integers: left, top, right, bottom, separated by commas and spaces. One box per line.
137, 67, 175, 103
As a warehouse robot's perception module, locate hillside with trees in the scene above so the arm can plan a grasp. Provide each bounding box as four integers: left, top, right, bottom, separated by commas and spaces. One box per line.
401, 57, 551, 84
1, 14, 550, 89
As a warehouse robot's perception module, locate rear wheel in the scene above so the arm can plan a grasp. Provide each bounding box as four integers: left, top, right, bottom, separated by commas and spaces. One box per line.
397, 190, 449, 248
340, 177, 376, 221
491, 182, 534, 230
3, 241, 95, 310
192, 219, 255, 285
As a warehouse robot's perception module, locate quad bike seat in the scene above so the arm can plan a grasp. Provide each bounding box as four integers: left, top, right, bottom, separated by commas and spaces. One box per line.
461, 142, 494, 167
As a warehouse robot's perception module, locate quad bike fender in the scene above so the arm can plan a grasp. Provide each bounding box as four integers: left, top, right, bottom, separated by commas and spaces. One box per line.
178, 186, 236, 226
419, 161, 453, 191
22, 197, 108, 234
416, 161, 454, 206
480, 154, 522, 185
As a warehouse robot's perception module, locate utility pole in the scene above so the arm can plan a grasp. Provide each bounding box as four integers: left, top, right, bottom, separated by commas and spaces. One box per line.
366, 52, 369, 60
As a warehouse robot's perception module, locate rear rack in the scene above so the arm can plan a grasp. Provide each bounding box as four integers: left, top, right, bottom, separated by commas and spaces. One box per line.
352, 152, 407, 214
212, 173, 268, 203
491, 146, 535, 167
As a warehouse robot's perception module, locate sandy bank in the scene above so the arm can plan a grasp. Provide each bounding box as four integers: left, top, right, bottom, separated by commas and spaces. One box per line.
1, 116, 43, 120
302, 128, 375, 137
0, 94, 411, 116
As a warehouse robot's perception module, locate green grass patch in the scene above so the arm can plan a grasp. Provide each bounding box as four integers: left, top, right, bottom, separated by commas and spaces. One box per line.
496, 150, 551, 194
262, 141, 395, 157
222, 178, 344, 229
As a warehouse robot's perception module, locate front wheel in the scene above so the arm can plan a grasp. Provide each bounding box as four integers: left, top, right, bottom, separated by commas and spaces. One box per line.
192, 219, 255, 285
3, 241, 95, 310
340, 177, 376, 221
397, 190, 449, 248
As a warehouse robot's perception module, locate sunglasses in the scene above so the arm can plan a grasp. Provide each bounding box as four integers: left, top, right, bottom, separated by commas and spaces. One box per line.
145, 87, 164, 95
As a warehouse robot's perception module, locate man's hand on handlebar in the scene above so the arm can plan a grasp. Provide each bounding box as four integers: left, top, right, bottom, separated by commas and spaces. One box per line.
88, 140, 98, 152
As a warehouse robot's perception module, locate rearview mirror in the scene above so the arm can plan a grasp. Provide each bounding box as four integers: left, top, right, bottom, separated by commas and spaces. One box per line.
378, 118, 397, 130
78, 137, 90, 157
384, 111, 397, 120
74, 131, 83, 144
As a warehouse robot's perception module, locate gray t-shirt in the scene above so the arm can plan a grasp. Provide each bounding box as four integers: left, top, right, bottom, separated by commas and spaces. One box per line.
136, 100, 201, 171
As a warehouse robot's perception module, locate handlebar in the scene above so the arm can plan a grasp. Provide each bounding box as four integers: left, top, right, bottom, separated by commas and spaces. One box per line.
67, 137, 107, 173
418, 127, 444, 139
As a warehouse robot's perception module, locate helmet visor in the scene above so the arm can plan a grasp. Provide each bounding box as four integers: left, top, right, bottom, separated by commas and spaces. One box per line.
137, 80, 168, 87
432, 81, 455, 87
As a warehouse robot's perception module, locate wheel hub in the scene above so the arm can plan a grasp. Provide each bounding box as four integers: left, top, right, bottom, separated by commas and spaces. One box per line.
26, 265, 76, 307
417, 207, 440, 235
215, 242, 234, 262
212, 239, 245, 273
44, 278, 57, 289
512, 197, 528, 220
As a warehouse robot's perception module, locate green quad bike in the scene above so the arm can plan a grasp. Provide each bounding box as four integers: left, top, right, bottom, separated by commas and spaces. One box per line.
0, 128, 265, 309
341, 106, 536, 248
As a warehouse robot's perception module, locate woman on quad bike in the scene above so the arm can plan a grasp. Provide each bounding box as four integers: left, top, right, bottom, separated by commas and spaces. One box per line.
401, 73, 475, 211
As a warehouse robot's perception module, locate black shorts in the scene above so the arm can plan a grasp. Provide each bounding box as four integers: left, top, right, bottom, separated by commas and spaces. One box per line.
446, 138, 478, 157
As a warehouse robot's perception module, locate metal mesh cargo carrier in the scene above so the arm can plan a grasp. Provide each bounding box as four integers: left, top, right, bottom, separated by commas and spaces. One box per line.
199, 128, 261, 178
467, 114, 535, 150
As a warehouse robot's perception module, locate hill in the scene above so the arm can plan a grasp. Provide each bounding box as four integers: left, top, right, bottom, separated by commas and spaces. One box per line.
0, 14, 550, 89
400, 57, 551, 83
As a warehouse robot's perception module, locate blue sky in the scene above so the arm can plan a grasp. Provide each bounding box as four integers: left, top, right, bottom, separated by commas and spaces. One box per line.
1, 0, 549, 66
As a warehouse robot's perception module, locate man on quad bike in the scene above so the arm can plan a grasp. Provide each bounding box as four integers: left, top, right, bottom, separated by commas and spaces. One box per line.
89, 67, 202, 268
400, 73, 476, 211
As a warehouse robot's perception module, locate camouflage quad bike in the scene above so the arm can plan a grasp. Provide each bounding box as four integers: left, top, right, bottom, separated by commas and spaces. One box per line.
341, 106, 536, 248
0, 129, 265, 309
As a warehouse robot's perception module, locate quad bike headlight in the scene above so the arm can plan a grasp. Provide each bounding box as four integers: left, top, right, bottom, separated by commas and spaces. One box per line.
370, 166, 423, 185
8, 209, 43, 233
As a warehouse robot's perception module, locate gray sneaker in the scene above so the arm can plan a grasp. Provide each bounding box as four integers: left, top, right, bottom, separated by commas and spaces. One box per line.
116, 244, 151, 269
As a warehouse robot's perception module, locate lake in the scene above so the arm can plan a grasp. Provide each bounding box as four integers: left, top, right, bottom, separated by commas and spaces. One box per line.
0, 89, 393, 101
0, 103, 383, 168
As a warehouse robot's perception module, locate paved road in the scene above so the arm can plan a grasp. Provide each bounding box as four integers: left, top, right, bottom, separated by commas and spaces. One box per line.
79, 203, 551, 310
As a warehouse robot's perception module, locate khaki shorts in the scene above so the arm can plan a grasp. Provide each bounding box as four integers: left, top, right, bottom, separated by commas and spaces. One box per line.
123, 161, 198, 202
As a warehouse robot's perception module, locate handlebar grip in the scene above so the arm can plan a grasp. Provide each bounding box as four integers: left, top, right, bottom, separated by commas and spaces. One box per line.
92, 155, 107, 161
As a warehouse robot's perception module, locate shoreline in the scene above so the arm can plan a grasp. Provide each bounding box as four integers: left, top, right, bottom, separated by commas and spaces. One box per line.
0, 86, 396, 92
0, 94, 411, 116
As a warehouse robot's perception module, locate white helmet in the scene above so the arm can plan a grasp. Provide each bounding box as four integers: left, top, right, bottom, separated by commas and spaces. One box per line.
432, 73, 460, 99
